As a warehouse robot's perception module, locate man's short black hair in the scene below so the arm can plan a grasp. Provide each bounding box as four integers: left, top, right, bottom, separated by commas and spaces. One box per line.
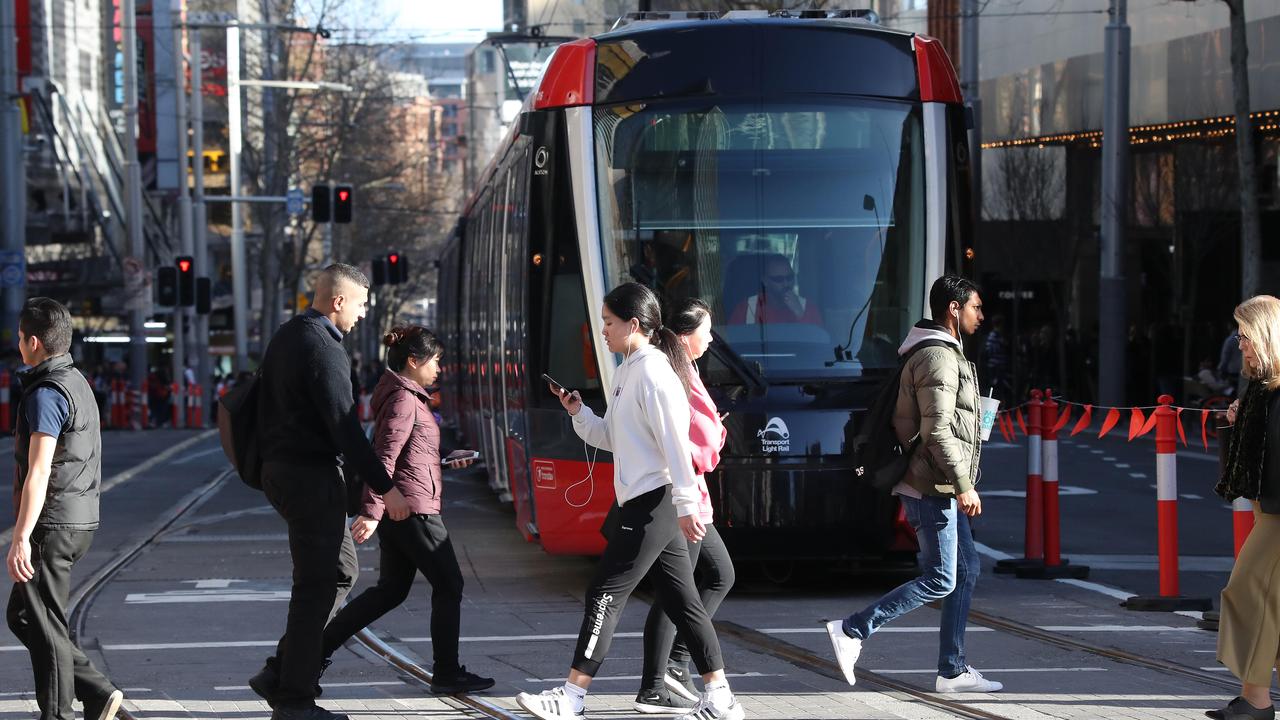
929, 275, 982, 321
20, 297, 73, 355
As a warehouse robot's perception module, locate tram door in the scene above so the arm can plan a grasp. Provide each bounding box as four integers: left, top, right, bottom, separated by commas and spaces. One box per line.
481, 188, 510, 501
502, 144, 535, 536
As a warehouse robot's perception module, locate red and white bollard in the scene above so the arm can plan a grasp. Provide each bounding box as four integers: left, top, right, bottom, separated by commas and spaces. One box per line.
1232, 497, 1255, 559
1123, 395, 1211, 611
1016, 389, 1089, 579
0, 369, 11, 434
996, 390, 1046, 574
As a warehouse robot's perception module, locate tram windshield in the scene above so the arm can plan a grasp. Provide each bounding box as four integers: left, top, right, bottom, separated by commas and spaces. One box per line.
595, 99, 927, 383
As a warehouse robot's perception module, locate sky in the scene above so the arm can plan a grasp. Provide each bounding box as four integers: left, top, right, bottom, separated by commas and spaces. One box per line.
380, 0, 505, 43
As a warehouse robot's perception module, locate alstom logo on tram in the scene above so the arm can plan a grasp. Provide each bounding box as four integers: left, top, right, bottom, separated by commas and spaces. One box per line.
436, 10, 973, 567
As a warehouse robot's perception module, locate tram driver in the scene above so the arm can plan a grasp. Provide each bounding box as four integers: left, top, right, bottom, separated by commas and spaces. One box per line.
728, 254, 823, 327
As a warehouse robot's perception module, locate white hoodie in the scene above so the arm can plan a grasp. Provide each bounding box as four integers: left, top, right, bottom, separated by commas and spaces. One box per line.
572, 344, 701, 517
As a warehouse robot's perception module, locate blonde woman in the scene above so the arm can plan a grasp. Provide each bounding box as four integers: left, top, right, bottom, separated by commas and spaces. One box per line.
1212, 295, 1280, 720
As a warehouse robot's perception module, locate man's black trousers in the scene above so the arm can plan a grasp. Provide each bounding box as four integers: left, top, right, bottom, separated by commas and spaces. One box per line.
6, 528, 116, 720
571, 484, 724, 677
261, 461, 358, 709
321, 513, 464, 673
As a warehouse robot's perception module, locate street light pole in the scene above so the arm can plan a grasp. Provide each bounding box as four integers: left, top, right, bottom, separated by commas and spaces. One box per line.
123, 0, 148, 389
190, 26, 213, 421
0, 0, 25, 347
1099, 0, 1130, 407
227, 21, 250, 372
961, 0, 982, 227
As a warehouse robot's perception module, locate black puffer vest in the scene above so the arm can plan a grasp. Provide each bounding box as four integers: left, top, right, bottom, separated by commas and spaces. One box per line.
15, 354, 102, 529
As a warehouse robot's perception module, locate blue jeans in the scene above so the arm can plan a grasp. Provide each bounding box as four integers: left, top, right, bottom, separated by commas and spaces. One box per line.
842, 494, 980, 678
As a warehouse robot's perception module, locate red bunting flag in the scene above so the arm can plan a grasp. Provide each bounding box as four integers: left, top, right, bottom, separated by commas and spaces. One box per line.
1070, 404, 1093, 437
1053, 405, 1073, 433
1176, 407, 1188, 447
1128, 408, 1146, 441
1099, 408, 1122, 438
1138, 410, 1158, 438
1201, 408, 1211, 451
998, 413, 1014, 442
1016, 408, 1027, 436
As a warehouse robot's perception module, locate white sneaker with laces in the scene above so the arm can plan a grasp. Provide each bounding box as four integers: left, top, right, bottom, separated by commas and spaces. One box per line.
825, 620, 861, 686
516, 687, 587, 719
674, 693, 746, 720
935, 666, 1003, 693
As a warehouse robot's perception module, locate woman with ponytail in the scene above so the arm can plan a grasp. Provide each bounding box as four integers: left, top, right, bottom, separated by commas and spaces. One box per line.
318, 325, 494, 695
634, 298, 736, 714
516, 283, 746, 720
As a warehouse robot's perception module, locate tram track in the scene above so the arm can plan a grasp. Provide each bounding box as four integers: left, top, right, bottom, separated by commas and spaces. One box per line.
714, 620, 1019, 720
63, 465, 518, 720
959, 606, 1280, 702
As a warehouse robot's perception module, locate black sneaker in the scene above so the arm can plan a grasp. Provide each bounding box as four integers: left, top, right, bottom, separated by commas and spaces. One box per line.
270, 706, 349, 720
250, 658, 331, 707
1206, 697, 1276, 720
635, 687, 695, 714
84, 689, 124, 720
664, 664, 699, 703
430, 665, 496, 694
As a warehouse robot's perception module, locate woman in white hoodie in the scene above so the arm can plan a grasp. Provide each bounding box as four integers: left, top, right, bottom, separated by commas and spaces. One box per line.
516, 283, 745, 720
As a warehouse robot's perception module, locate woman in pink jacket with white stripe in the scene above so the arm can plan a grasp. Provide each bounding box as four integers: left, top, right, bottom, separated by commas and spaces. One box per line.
634, 298, 737, 714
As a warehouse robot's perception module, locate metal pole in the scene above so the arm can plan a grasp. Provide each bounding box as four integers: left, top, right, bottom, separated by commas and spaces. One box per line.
123, 0, 148, 389
228, 22, 249, 372
171, 14, 190, 427
1098, 0, 1129, 407
0, 0, 25, 348
961, 0, 982, 227
191, 26, 212, 423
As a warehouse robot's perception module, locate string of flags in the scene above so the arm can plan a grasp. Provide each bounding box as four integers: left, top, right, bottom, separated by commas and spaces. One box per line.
993, 397, 1223, 450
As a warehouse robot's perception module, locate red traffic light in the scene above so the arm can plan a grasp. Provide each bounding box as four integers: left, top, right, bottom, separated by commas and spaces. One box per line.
388, 253, 399, 264
337, 189, 350, 202
177, 258, 192, 273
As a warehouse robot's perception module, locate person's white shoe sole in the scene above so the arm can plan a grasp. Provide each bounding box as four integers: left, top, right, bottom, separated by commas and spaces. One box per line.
664, 673, 699, 703
634, 699, 687, 714
825, 620, 860, 686
95, 690, 124, 720
516, 692, 584, 720
935, 678, 1004, 693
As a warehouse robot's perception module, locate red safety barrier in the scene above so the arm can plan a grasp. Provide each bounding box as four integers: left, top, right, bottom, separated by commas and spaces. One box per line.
187, 384, 203, 428
109, 379, 121, 428
1123, 395, 1211, 611
995, 390, 1045, 575
1016, 390, 1089, 579
136, 379, 148, 430
1232, 497, 1254, 559
0, 369, 11, 434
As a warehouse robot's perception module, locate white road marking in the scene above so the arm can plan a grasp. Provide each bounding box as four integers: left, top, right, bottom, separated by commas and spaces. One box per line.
125, 589, 291, 604
1090, 450, 1104, 454
1182, 493, 1204, 500
1130, 473, 1148, 478
161, 533, 290, 543
524, 672, 779, 683
1114, 463, 1130, 468
869, 667, 1106, 675
1102, 456, 1117, 461
982, 486, 1098, 498
170, 446, 227, 464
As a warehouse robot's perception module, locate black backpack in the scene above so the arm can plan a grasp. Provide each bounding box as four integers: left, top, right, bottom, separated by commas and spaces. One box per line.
218, 371, 264, 490
851, 340, 952, 490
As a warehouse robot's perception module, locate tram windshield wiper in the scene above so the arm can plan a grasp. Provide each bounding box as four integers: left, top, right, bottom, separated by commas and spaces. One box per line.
708, 328, 768, 396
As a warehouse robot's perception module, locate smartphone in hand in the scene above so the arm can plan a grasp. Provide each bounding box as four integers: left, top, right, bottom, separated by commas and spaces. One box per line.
541, 373, 569, 396
442, 450, 480, 466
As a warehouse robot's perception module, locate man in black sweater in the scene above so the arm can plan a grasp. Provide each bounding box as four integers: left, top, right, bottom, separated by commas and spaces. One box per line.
250, 263, 410, 720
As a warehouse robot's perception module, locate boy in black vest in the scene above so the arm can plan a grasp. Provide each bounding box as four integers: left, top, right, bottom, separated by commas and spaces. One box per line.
6, 297, 121, 720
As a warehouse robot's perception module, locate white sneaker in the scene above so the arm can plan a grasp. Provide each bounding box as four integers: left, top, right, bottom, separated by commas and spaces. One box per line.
825, 620, 861, 686
935, 666, 1003, 693
516, 687, 586, 719
675, 693, 746, 720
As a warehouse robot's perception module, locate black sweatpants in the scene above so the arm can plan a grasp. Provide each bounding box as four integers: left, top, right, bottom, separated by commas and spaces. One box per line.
321, 513, 464, 672
571, 485, 724, 677
6, 528, 116, 720
261, 461, 358, 709
640, 523, 735, 689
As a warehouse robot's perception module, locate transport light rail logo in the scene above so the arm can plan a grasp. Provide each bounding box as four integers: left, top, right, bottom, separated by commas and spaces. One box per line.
758, 417, 791, 453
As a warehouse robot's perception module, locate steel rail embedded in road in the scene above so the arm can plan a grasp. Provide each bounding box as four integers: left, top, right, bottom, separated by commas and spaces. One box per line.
67, 467, 233, 720
353, 628, 523, 720
959, 607, 1278, 701
715, 620, 1018, 720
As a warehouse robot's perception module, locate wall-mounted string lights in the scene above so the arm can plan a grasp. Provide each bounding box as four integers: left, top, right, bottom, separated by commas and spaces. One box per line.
981, 109, 1280, 150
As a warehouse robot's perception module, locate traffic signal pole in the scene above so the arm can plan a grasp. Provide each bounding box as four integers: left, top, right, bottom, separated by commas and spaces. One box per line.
1098, 0, 1130, 407
190, 27, 213, 423
172, 16, 192, 427
227, 21, 250, 373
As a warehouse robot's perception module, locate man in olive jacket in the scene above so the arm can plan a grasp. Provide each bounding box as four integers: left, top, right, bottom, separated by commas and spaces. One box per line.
827, 276, 1003, 695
